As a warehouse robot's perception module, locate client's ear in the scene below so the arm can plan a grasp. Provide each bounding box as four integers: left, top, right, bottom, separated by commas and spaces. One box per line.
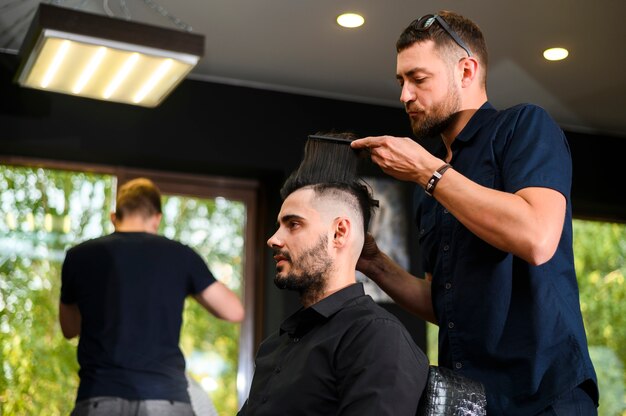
332, 217, 350, 247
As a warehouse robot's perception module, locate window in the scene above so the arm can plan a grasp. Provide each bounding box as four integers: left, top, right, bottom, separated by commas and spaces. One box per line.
0, 161, 258, 415
573, 219, 626, 416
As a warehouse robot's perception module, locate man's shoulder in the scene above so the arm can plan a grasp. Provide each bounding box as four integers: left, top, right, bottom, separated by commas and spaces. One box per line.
68, 232, 191, 254
67, 234, 112, 252
494, 102, 555, 125
470, 102, 561, 143
338, 295, 407, 330
335, 296, 428, 362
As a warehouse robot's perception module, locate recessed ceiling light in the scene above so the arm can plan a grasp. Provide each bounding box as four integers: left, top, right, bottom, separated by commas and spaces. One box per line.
336, 13, 364, 28
543, 47, 569, 61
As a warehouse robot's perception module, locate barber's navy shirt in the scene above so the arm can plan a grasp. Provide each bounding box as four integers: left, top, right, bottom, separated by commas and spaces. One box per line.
61, 232, 216, 402
415, 102, 598, 415
238, 283, 429, 416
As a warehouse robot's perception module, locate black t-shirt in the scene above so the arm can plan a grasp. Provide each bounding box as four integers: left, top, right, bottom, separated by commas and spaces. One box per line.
61, 231, 216, 402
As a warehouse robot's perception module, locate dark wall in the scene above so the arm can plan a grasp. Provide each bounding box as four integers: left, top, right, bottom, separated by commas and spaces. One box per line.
567, 131, 625, 222
1, 52, 624, 347
0, 52, 420, 344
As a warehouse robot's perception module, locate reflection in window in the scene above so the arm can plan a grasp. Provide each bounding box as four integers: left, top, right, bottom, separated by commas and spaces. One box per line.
0, 165, 247, 415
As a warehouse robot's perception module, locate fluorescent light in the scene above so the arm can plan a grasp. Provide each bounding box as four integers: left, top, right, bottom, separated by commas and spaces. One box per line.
6, 213, 17, 230
337, 13, 365, 28
134, 59, 173, 104
103, 52, 139, 99
543, 47, 569, 61
15, 3, 204, 107
41, 39, 69, 88
44, 214, 53, 232
63, 215, 71, 234
73, 46, 106, 94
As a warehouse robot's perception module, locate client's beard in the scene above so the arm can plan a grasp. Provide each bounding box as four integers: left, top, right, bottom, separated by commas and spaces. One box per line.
274, 235, 332, 305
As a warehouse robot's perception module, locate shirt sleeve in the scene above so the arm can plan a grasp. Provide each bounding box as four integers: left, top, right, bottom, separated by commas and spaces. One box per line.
60, 248, 77, 304
335, 317, 429, 415
500, 104, 572, 197
185, 246, 217, 295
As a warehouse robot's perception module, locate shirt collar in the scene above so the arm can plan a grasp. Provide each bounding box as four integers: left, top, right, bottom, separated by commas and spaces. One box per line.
428, 102, 495, 159
279, 283, 365, 337
455, 101, 496, 144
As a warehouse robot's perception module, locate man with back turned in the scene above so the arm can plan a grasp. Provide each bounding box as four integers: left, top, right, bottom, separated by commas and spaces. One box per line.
60, 177, 244, 415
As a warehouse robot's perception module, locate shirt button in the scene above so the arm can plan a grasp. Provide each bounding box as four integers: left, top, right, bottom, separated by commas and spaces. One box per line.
455, 362, 463, 369
262, 396, 268, 403
443, 209, 449, 214
274, 367, 281, 374
445, 282, 452, 290
443, 244, 450, 251
292, 337, 300, 343
448, 322, 455, 329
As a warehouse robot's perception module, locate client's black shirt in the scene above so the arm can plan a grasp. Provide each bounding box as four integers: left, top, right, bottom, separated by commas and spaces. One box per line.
239, 283, 429, 415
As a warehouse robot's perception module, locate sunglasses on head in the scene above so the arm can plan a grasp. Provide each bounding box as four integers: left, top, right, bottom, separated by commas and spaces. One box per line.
412, 14, 472, 57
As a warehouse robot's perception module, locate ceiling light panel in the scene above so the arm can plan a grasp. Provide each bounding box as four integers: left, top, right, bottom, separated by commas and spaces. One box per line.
15, 4, 204, 107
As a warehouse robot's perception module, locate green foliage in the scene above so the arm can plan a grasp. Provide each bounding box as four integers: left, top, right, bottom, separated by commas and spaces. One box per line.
574, 219, 626, 416
162, 194, 245, 415
1, 166, 245, 416
1, 166, 115, 415
589, 346, 626, 416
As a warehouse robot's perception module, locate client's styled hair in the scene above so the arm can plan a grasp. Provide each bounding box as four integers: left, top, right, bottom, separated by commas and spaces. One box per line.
280, 132, 378, 233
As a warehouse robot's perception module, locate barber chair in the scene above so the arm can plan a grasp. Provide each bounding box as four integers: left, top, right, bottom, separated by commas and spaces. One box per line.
416, 366, 487, 416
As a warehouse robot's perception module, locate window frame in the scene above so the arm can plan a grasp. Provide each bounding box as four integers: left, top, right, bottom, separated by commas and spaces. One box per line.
0, 155, 259, 406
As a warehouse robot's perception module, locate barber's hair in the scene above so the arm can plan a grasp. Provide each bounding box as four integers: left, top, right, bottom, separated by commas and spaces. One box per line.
115, 177, 162, 220
280, 132, 379, 234
396, 10, 488, 84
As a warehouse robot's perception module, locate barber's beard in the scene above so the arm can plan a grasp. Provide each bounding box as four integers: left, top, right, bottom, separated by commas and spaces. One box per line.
273, 235, 332, 304
409, 82, 461, 141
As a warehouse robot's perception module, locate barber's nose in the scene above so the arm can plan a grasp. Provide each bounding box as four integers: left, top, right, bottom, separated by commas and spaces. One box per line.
400, 84, 415, 103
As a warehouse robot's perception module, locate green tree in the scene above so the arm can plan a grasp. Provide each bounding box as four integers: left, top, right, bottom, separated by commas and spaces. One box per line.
574, 219, 626, 416
0, 166, 115, 415
0, 166, 246, 416
161, 195, 245, 415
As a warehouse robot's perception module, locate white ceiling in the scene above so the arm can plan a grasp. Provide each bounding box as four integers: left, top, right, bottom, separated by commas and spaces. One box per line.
2, 0, 625, 137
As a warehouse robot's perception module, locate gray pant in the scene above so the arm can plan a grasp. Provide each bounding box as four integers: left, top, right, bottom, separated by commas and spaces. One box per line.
70, 397, 195, 416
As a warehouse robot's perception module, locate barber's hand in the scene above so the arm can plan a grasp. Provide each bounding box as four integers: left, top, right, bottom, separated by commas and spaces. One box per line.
356, 233, 382, 274
351, 135, 441, 184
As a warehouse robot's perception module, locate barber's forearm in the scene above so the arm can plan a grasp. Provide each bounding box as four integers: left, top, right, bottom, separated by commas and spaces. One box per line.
359, 251, 436, 324
430, 169, 565, 265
